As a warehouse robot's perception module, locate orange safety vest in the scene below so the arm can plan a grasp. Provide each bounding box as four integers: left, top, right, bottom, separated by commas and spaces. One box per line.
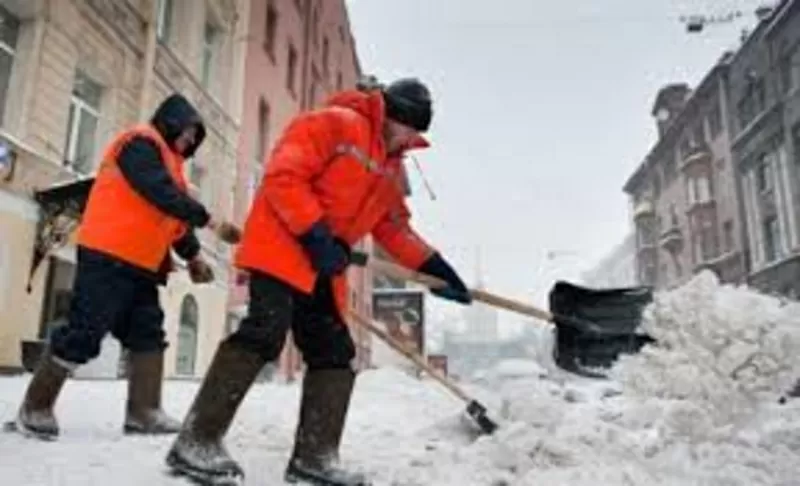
77, 124, 189, 272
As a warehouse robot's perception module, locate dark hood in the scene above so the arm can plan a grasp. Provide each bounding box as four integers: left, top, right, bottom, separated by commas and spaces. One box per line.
150, 93, 206, 158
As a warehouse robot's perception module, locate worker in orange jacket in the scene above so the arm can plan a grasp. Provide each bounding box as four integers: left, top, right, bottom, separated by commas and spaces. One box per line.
7, 94, 240, 441
165, 78, 472, 486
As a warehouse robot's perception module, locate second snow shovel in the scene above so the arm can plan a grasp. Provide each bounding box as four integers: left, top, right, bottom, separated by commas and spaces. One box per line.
349, 312, 499, 435
350, 251, 655, 376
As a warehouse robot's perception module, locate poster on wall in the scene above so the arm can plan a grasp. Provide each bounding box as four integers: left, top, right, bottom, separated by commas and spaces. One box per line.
371, 289, 425, 370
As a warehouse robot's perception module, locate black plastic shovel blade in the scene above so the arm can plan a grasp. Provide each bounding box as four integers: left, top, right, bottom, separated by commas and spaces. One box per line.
549, 281, 656, 376
465, 399, 498, 435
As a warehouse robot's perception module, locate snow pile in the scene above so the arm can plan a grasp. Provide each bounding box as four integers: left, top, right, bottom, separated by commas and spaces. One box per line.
2, 272, 800, 485
613, 271, 800, 413
388, 272, 800, 486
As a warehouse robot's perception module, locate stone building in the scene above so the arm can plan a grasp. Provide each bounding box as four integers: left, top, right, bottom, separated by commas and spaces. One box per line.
728, 0, 800, 297
624, 54, 747, 290
0, 0, 248, 378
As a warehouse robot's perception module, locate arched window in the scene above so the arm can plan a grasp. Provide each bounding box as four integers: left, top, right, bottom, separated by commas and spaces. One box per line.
175, 294, 199, 376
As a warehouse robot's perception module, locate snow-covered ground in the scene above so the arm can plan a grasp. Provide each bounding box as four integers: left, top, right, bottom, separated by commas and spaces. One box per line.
2, 271, 800, 485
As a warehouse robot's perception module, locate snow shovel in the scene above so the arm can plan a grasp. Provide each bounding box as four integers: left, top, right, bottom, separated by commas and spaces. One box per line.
350, 251, 655, 375
348, 312, 499, 435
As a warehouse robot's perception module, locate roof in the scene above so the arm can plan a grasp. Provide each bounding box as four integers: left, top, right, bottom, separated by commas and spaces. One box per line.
622, 55, 732, 194
763, 0, 797, 38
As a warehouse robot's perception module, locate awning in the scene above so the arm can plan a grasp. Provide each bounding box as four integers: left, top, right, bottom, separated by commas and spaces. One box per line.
27, 177, 95, 292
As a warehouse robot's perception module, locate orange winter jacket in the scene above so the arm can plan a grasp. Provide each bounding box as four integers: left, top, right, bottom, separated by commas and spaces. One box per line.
235, 89, 435, 316
77, 124, 190, 272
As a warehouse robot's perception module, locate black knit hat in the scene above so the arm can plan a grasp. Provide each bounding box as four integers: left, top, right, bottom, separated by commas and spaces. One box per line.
382, 78, 433, 132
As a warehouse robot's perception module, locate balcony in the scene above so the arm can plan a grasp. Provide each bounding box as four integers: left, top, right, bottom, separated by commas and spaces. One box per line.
660, 226, 684, 254
681, 144, 712, 172
694, 250, 741, 279
686, 197, 716, 217
633, 200, 655, 222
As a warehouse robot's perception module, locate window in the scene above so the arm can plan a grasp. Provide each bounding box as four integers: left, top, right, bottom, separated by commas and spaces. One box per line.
39, 258, 76, 339
64, 72, 102, 174
156, 0, 174, 42
708, 101, 723, 139
0, 6, 20, 126
723, 220, 734, 252
201, 23, 219, 89
691, 121, 705, 147
669, 205, 678, 227
779, 46, 800, 94
663, 151, 677, 184
255, 98, 270, 163
678, 135, 692, 161
693, 216, 718, 262
763, 215, 781, 263
652, 171, 661, 199
687, 175, 712, 205
755, 156, 773, 193
701, 226, 718, 261
309, 66, 321, 108
264, 2, 278, 58
309, 81, 317, 108
287, 43, 298, 94
322, 36, 329, 73
737, 77, 766, 131
311, 5, 320, 45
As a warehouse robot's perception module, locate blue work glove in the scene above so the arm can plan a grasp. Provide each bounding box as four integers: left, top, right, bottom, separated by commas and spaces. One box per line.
417, 253, 472, 304
298, 221, 350, 277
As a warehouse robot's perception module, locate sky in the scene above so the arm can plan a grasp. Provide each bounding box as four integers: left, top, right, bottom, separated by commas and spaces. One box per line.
345, 0, 766, 334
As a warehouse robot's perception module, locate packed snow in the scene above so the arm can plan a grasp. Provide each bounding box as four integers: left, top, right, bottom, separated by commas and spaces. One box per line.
1, 271, 800, 485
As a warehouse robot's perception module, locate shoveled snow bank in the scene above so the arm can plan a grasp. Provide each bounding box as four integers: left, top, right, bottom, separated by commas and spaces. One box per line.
390, 271, 800, 485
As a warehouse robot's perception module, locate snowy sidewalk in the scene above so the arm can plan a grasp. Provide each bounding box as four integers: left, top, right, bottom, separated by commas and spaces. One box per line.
0, 369, 472, 486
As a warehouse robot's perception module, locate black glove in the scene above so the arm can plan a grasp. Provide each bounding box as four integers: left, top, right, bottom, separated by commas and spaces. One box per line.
298, 221, 350, 277
418, 253, 472, 304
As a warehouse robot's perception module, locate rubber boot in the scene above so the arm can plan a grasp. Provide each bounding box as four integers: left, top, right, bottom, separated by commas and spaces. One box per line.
165, 340, 266, 485
284, 368, 369, 486
6, 348, 70, 441
124, 350, 181, 435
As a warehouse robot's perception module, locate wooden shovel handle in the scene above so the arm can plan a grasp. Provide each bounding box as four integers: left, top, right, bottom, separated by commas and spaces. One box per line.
349, 312, 472, 403
363, 256, 555, 324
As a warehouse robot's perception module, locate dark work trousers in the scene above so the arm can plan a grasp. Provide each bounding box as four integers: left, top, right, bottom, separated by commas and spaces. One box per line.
226, 271, 356, 370
49, 247, 167, 366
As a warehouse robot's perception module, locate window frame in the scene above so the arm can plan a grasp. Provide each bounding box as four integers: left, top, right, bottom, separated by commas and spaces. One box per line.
64, 73, 102, 174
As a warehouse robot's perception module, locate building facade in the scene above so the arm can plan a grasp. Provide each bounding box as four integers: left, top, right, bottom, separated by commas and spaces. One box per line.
729, 0, 800, 298
0, 0, 248, 378
228, 0, 372, 381
580, 232, 638, 288
623, 53, 747, 290
623, 1, 800, 298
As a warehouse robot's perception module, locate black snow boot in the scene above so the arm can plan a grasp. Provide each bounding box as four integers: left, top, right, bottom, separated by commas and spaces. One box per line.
284, 368, 369, 486
165, 340, 266, 485
5, 348, 70, 441
124, 350, 181, 435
